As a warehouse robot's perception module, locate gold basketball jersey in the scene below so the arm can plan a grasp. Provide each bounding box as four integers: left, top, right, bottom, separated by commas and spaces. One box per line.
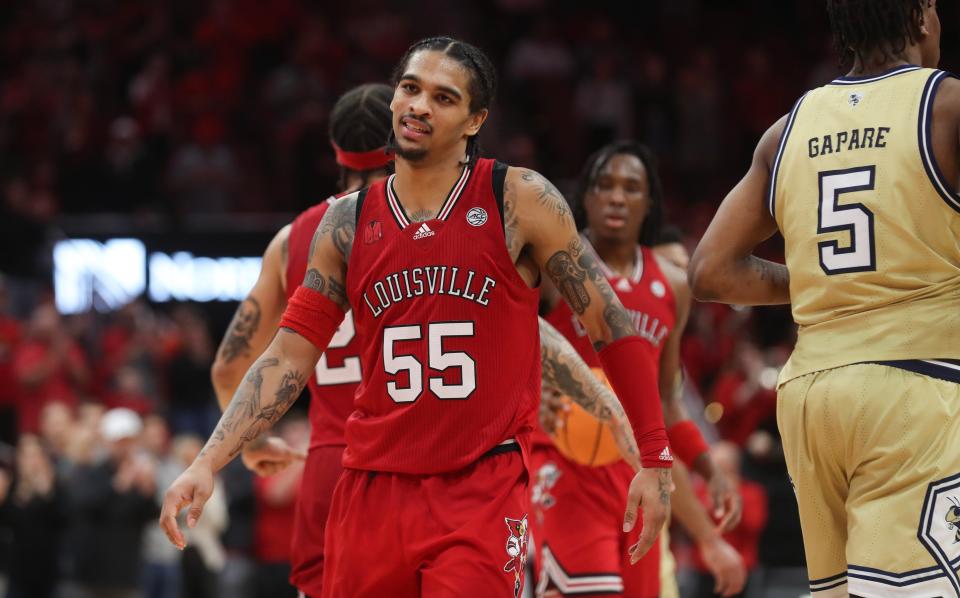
770, 65, 960, 384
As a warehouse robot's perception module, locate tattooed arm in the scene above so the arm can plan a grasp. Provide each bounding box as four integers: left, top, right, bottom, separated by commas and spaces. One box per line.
211, 225, 290, 411
688, 116, 790, 305
160, 194, 357, 550
507, 166, 670, 563
538, 317, 642, 472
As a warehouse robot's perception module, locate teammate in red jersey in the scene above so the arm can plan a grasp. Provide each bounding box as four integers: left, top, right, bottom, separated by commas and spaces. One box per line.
209, 83, 394, 597
161, 37, 673, 598
534, 141, 744, 597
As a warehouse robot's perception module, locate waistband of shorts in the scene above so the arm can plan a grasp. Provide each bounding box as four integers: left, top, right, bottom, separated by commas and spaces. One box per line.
868, 359, 960, 384
482, 438, 520, 459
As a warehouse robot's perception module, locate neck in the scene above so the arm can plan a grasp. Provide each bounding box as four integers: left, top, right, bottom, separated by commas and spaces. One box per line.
586, 231, 637, 277
848, 45, 922, 77
393, 149, 468, 214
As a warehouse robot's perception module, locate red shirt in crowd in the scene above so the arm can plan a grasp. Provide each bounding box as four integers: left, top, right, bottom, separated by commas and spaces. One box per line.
252, 466, 303, 564
0, 316, 22, 408
13, 339, 87, 433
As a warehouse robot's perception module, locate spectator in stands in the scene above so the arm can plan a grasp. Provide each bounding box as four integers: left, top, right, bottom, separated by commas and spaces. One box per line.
166, 306, 217, 437
252, 416, 308, 598
13, 303, 90, 435
141, 415, 183, 598
59, 408, 157, 598
0, 434, 62, 598
0, 276, 21, 445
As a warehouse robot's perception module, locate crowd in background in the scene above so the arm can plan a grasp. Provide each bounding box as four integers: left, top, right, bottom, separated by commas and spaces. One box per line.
2, 0, 958, 596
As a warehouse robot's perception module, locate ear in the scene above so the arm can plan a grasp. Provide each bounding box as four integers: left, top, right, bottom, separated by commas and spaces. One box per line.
465, 108, 489, 137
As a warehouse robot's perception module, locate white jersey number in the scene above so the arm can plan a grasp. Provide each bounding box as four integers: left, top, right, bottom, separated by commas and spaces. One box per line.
314, 311, 362, 385
383, 321, 477, 403
817, 166, 877, 274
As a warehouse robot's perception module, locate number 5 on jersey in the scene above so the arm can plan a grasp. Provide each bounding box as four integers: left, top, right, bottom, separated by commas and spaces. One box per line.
817, 166, 877, 274
383, 322, 477, 403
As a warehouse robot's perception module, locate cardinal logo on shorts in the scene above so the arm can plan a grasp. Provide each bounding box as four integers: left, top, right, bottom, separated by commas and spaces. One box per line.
503, 515, 529, 598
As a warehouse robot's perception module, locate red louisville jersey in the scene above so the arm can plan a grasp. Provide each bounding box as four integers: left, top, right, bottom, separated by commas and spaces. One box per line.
545, 242, 676, 371
287, 198, 362, 450
344, 158, 540, 474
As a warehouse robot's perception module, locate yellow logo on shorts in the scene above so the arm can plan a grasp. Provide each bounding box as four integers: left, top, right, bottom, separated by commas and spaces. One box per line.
945, 496, 960, 544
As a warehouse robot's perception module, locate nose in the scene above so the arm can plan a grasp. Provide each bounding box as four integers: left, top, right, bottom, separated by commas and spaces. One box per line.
408, 92, 430, 118
607, 185, 627, 207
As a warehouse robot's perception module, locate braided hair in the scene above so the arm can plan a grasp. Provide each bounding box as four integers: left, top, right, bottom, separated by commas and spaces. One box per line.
571, 141, 665, 247
389, 36, 498, 165
329, 83, 395, 190
826, 0, 928, 67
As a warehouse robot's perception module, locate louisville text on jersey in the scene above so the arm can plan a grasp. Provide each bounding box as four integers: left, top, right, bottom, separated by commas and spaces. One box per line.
362, 266, 497, 318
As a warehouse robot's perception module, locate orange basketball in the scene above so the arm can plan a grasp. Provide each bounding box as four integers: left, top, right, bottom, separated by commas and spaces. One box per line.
549, 368, 622, 467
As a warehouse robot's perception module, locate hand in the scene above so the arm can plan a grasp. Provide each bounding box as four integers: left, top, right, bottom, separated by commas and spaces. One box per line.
707, 469, 742, 532
539, 386, 567, 435
241, 435, 307, 477
699, 535, 747, 597
624, 467, 672, 564
159, 463, 215, 550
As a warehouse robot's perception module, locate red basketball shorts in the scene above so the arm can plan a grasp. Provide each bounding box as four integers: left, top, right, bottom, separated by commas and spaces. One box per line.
530, 445, 660, 598
320, 445, 531, 598
289, 445, 345, 597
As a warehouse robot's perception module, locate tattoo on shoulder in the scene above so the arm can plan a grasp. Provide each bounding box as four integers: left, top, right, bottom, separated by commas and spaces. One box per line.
502, 175, 523, 261
313, 194, 358, 263
303, 268, 349, 310
544, 238, 635, 350
519, 169, 571, 221
217, 297, 261, 363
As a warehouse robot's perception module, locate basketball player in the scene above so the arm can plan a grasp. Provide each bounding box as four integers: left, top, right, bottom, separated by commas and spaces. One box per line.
161, 37, 673, 597
689, 2, 960, 595
209, 83, 394, 598
534, 142, 743, 597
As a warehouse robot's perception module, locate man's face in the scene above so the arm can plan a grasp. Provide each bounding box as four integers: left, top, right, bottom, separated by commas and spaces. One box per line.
583, 153, 652, 246
390, 50, 487, 163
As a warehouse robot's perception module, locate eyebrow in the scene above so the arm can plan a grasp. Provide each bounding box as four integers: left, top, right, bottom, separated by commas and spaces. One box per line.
400, 73, 463, 101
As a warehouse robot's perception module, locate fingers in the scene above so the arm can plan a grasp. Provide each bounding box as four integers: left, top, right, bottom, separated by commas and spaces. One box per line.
718, 492, 743, 532
159, 491, 188, 550
629, 503, 664, 564
186, 488, 210, 529
714, 562, 746, 597
622, 478, 642, 533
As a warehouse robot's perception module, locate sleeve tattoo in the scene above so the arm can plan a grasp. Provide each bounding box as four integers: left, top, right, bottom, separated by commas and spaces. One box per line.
539, 320, 617, 422
203, 353, 307, 458
217, 297, 262, 363
544, 238, 635, 349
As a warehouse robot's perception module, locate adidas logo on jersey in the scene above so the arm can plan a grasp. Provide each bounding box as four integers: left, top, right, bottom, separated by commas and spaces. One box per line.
412, 223, 435, 240
660, 446, 674, 462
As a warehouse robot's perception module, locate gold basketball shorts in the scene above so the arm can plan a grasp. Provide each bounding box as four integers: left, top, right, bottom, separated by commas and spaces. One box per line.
777, 360, 960, 597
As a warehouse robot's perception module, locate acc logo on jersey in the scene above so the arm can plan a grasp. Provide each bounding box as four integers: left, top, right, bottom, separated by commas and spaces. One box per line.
466, 207, 488, 227
918, 474, 960, 593
503, 515, 529, 598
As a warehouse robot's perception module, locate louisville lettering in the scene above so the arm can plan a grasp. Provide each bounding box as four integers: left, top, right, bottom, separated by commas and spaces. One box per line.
362, 266, 497, 318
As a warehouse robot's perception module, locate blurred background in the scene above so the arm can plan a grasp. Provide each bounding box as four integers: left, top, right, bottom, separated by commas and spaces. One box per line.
0, 1, 957, 597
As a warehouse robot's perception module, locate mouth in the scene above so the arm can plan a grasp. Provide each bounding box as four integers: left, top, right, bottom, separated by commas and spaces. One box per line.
400, 116, 431, 141
603, 214, 628, 230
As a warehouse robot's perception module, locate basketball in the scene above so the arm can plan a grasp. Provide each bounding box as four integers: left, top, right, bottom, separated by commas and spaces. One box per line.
549, 368, 622, 467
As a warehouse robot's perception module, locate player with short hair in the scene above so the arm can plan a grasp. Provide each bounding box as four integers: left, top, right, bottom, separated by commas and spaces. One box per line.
163, 36, 673, 597
209, 83, 395, 597
689, 1, 960, 595
534, 141, 744, 597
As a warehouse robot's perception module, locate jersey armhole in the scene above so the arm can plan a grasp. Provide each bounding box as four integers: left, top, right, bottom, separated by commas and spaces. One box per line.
492, 160, 508, 234
918, 70, 960, 214
354, 187, 370, 227
767, 92, 809, 220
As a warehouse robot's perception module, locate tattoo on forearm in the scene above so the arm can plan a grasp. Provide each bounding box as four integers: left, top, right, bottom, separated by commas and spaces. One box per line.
750, 257, 789, 288
202, 356, 307, 459
539, 321, 604, 418
303, 269, 349, 310
217, 297, 261, 363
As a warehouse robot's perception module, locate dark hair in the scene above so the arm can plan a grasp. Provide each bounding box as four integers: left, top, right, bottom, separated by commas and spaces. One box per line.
826, 0, 927, 67
572, 141, 664, 247
329, 83, 395, 190
389, 36, 498, 165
